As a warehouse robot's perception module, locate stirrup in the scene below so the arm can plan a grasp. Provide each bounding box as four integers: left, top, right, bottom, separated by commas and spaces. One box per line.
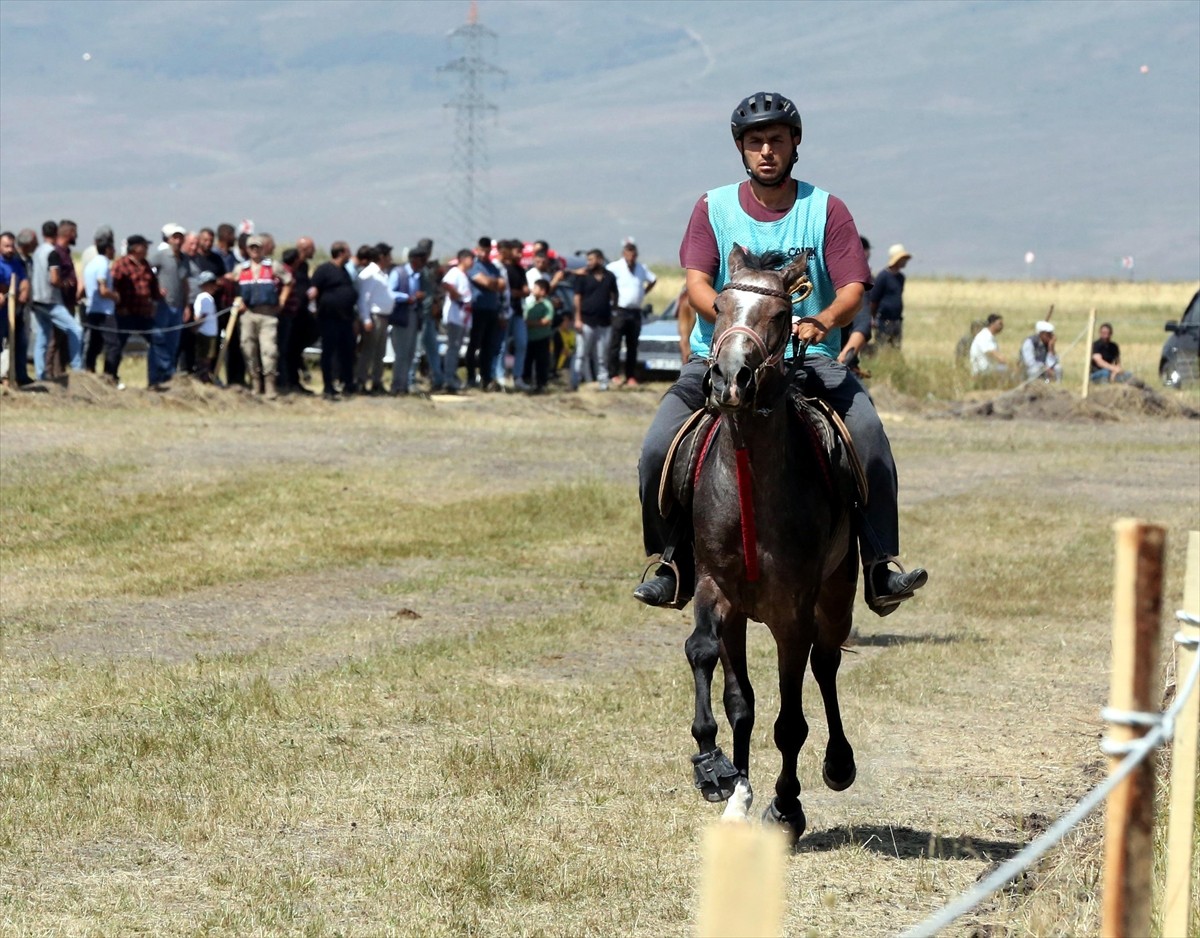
638, 558, 686, 609
864, 557, 927, 613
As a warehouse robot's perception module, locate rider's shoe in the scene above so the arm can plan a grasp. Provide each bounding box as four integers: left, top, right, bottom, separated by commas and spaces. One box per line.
634, 571, 679, 607
866, 562, 928, 618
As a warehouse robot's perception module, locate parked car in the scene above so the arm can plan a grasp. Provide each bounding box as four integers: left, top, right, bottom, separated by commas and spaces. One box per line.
1160, 290, 1199, 388
303, 327, 464, 371
637, 294, 687, 379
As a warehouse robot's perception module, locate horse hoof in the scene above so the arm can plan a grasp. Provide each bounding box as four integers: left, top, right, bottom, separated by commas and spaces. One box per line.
822, 758, 857, 792
762, 797, 806, 843
692, 748, 740, 803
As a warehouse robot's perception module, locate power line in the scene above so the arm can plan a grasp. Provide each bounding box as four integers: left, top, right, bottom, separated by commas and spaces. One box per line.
440, 0, 503, 247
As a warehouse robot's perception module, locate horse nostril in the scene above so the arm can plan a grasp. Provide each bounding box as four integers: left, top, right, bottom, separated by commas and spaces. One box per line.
735, 366, 754, 389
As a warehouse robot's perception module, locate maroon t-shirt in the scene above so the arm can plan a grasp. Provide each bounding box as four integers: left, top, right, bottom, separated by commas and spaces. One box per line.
679, 180, 871, 292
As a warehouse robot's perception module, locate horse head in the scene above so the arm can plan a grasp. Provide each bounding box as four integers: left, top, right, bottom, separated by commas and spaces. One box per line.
706, 244, 812, 412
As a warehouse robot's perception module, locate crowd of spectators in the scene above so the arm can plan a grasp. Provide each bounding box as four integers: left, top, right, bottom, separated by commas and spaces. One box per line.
0, 219, 660, 400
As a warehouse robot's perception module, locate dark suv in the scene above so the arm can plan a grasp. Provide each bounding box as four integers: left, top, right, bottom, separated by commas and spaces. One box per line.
1161, 290, 1200, 388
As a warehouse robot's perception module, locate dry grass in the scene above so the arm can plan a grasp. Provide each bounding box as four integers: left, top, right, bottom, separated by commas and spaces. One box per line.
649, 267, 1200, 405
2, 359, 1199, 935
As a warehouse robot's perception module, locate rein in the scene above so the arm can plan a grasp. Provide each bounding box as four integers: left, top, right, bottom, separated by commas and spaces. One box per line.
705, 277, 821, 584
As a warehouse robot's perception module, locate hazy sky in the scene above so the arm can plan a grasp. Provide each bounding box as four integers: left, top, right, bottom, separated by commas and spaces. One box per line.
1, 0, 1197, 280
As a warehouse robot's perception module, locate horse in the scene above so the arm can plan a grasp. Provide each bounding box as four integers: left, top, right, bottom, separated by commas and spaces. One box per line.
678, 244, 860, 843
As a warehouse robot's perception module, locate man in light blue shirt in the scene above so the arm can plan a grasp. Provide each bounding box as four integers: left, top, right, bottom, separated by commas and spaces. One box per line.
388, 249, 426, 395
83, 234, 117, 372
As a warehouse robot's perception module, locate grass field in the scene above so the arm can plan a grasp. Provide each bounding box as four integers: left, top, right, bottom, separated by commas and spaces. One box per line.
1, 277, 1199, 936
649, 271, 1198, 402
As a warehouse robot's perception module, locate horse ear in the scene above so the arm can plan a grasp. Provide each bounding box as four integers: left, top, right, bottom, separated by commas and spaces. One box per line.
780, 251, 811, 296
727, 244, 749, 276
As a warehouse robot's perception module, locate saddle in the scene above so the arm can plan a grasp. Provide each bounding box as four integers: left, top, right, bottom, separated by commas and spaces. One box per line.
657, 395, 868, 521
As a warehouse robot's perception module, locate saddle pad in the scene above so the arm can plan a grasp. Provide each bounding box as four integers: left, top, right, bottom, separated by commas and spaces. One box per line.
792, 395, 869, 507
658, 408, 718, 519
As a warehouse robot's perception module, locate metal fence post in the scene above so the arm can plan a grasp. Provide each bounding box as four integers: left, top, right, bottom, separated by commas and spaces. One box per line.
1101, 519, 1164, 938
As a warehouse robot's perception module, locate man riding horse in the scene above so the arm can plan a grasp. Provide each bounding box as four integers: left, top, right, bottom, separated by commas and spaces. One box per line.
635, 91, 927, 615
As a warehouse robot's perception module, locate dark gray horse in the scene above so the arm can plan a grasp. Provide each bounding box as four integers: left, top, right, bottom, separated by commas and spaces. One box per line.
681, 245, 859, 842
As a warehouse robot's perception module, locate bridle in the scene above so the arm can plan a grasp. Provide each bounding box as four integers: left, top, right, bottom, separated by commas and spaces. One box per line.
707, 278, 819, 409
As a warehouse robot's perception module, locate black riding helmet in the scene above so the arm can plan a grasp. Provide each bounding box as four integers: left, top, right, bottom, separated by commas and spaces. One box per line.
731, 92, 802, 188
730, 92, 802, 144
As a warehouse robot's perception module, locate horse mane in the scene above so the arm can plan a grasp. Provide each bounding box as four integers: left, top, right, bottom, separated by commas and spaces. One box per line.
738, 249, 789, 272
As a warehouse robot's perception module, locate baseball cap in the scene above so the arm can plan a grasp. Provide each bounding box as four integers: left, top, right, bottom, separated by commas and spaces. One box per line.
197, 271, 218, 285
246, 235, 265, 248
162, 223, 186, 238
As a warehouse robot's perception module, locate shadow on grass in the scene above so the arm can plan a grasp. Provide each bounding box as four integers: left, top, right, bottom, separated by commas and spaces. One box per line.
847, 632, 960, 648
796, 823, 1022, 862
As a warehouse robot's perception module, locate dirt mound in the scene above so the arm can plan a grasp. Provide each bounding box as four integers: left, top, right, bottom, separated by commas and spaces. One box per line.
953, 381, 1200, 422
0, 372, 301, 412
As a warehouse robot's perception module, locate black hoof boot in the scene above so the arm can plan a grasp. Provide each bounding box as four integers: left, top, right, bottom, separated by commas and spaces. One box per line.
691, 748, 741, 802
822, 757, 857, 792
762, 797, 806, 844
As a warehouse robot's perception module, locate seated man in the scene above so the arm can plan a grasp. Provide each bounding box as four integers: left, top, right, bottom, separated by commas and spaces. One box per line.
969, 313, 1008, 376
1090, 322, 1133, 383
1020, 320, 1061, 382
634, 91, 926, 618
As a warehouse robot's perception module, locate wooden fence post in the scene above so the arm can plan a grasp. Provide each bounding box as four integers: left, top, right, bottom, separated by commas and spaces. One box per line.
1101, 519, 1165, 938
697, 823, 786, 938
1162, 530, 1199, 938
1081, 308, 1097, 399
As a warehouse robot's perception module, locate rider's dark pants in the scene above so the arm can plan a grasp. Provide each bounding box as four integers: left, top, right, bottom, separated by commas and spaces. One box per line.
637, 355, 901, 583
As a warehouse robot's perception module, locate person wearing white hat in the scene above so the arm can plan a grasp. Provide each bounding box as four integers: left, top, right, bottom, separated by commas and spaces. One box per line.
868, 243, 911, 349
1020, 320, 1061, 382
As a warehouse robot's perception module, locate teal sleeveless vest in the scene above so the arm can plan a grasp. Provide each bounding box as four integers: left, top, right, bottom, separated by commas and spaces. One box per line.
690, 181, 839, 360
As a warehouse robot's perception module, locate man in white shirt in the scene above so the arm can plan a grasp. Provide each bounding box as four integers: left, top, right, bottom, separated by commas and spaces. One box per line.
354, 244, 394, 394
969, 314, 1007, 376
439, 249, 475, 393
606, 241, 656, 387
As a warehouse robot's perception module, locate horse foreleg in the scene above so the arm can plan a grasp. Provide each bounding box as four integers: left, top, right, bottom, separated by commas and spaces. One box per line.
814, 553, 858, 791
810, 640, 856, 791
685, 581, 740, 803
718, 613, 754, 820
763, 626, 812, 842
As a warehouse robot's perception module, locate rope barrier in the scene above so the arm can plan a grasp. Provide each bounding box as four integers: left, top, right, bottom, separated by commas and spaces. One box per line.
900, 611, 1200, 938
81, 306, 234, 336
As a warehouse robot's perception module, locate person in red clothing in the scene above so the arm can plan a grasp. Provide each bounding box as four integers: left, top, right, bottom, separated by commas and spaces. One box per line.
107, 235, 161, 387
233, 234, 293, 397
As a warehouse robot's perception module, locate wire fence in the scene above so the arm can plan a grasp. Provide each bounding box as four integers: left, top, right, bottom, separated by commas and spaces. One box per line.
900, 609, 1200, 938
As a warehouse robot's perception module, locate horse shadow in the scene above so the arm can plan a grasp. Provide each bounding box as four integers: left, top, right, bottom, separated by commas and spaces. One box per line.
846, 632, 960, 649
795, 823, 1022, 862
